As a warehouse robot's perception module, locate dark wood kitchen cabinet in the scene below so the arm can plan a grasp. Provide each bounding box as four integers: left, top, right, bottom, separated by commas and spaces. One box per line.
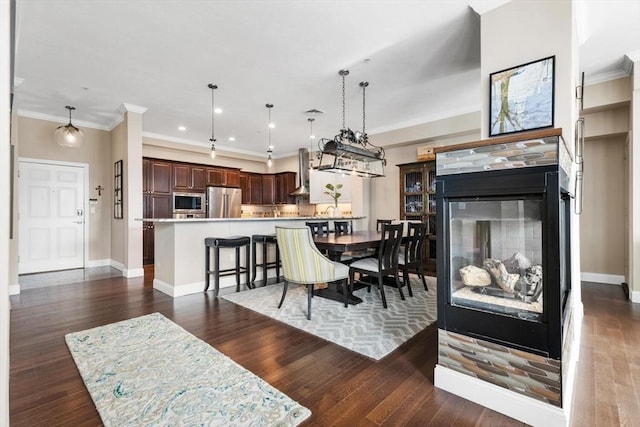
261, 174, 276, 205
143, 158, 172, 195
173, 163, 205, 191
275, 172, 296, 204
249, 174, 263, 204
143, 223, 155, 265
225, 169, 240, 187
206, 167, 241, 187
239, 173, 249, 203
142, 192, 171, 265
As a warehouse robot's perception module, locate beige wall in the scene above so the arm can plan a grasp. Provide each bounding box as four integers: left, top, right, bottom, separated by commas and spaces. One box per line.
481, 1, 576, 143
580, 135, 626, 275
580, 78, 633, 284
17, 116, 113, 264
110, 121, 125, 266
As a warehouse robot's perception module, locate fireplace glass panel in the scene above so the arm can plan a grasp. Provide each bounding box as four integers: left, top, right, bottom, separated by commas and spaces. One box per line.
449, 198, 543, 322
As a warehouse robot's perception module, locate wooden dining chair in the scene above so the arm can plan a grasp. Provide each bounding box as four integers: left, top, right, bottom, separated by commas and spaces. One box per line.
305, 221, 329, 236
348, 223, 404, 308
376, 219, 393, 231
398, 222, 429, 296
333, 220, 351, 235
275, 226, 349, 319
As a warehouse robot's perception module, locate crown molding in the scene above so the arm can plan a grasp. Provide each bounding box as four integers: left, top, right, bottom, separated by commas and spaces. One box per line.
120, 103, 148, 114
468, 0, 512, 15
16, 109, 111, 131
625, 50, 640, 67
584, 69, 631, 86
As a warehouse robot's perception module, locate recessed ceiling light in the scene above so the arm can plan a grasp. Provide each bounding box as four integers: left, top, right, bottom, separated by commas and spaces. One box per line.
228, 137, 235, 141
178, 126, 186, 131
214, 108, 222, 114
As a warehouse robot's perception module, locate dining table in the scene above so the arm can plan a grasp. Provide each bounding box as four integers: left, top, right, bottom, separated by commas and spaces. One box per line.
313, 230, 382, 305
313, 230, 382, 262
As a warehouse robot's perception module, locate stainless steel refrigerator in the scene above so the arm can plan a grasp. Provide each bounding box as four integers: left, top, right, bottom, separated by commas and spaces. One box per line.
206, 186, 242, 218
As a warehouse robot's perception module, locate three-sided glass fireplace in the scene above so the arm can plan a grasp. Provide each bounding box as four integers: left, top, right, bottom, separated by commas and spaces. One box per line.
436, 137, 572, 359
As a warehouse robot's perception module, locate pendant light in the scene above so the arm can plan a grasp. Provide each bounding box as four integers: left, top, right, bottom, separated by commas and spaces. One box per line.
308, 117, 315, 170
208, 83, 218, 159
266, 103, 274, 168
54, 106, 85, 148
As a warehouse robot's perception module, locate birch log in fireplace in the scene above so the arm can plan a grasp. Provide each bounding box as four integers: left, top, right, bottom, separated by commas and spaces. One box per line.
433, 128, 580, 425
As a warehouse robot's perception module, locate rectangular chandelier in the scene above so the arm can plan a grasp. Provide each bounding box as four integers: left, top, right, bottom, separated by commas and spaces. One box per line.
317, 139, 386, 178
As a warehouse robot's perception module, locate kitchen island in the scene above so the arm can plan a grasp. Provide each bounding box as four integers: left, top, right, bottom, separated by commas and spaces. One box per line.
139, 216, 366, 297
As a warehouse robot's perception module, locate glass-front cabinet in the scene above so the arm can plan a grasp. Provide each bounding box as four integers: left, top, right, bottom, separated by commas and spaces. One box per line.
398, 161, 436, 270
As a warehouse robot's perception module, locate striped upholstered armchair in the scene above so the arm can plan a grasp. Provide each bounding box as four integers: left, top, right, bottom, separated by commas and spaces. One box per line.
275, 226, 349, 320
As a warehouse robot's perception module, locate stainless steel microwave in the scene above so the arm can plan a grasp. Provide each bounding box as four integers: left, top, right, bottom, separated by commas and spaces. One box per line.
172, 192, 205, 214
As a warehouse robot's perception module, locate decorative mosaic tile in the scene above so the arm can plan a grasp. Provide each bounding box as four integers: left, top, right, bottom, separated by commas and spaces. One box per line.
436, 136, 560, 176
438, 329, 562, 407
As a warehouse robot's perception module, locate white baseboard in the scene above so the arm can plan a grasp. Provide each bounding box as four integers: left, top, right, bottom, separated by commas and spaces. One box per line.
580, 272, 625, 285
111, 260, 125, 272
123, 268, 144, 278
8, 284, 20, 295
109, 261, 143, 278
153, 279, 205, 297
434, 365, 568, 427
153, 276, 249, 298
86, 258, 112, 268
631, 290, 640, 304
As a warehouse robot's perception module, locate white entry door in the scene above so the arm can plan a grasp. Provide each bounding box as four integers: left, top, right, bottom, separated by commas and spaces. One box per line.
19, 161, 86, 274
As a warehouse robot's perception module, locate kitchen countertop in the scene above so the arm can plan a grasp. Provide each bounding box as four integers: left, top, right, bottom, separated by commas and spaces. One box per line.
137, 216, 365, 222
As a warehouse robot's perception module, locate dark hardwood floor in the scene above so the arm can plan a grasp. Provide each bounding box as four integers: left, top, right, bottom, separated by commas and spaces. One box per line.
9, 271, 640, 426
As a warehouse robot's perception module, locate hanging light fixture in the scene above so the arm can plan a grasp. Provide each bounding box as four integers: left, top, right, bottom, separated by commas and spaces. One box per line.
308, 117, 316, 170
208, 83, 218, 159
54, 106, 85, 148
317, 70, 386, 178
266, 103, 274, 168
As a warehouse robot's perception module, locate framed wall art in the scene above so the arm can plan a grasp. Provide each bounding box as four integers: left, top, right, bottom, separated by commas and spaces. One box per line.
114, 160, 123, 219
489, 56, 555, 137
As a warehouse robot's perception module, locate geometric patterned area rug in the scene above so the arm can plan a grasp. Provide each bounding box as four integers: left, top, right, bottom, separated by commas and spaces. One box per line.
222, 275, 438, 360
65, 313, 311, 427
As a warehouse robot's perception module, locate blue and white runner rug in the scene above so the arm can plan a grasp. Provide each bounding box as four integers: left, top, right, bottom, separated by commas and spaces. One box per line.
65, 313, 310, 426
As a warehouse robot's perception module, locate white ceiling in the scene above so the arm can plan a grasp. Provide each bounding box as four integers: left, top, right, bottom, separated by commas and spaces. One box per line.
13, 0, 640, 159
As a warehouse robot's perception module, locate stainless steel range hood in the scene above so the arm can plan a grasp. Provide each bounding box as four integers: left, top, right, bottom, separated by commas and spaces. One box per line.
289, 148, 310, 197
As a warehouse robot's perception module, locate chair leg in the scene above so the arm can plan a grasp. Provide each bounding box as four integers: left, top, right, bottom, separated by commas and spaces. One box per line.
245, 244, 251, 289
404, 266, 414, 297
307, 283, 314, 320
395, 270, 405, 300
378, 275, 388, 309
419, 268, 428, 291
214, 247, 220, 297
277, 281, 289, 309
342, 278, 349, 308
262, 242, 268, 285
251, 241, 257, 285
235, 246, 241, 293
275, 243, 281, 281
204, 246, 210, 292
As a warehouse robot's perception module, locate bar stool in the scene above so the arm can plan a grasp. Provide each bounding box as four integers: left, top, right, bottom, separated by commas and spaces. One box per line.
204, 236, 251, 296
251, 234, 281, 286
